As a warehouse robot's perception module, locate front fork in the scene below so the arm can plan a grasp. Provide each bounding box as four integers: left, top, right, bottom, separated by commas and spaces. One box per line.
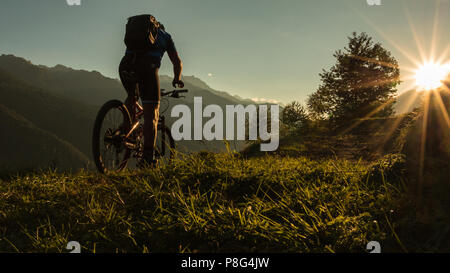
158, 115, 166, 158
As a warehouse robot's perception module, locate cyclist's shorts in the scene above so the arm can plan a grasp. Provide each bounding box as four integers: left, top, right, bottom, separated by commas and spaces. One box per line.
119, 53, 160, 104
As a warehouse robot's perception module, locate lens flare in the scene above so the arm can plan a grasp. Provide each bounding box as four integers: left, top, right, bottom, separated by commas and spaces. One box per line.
414, 62, 450, 91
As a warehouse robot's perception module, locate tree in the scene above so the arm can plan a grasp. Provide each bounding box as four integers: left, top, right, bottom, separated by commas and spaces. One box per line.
281, 101, 310, 132
307, 32, 400, 123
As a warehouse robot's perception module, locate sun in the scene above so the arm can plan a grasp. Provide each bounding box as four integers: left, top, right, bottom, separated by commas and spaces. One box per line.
414, 62, 450, 91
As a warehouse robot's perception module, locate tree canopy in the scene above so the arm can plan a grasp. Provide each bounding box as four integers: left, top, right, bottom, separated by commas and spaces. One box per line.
307, 32, 401, 123
281, 101, 310, 133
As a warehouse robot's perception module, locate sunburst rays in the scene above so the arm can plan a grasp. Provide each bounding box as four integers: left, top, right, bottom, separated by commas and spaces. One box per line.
344, 0, 449, 189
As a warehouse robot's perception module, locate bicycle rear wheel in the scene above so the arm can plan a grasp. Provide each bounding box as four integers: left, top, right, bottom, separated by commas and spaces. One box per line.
92, 100, 132, 174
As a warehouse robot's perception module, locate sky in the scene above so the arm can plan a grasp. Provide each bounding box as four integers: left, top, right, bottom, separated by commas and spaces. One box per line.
0, 0, 449, 104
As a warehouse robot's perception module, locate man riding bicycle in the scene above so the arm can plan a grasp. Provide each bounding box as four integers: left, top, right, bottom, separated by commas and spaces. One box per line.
119, 14, 184, 166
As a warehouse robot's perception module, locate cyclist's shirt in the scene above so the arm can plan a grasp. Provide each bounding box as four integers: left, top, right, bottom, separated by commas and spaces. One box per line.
125, 29, 177, 66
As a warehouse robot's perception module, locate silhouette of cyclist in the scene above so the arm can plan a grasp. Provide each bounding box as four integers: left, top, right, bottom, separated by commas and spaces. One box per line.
119, 15, 184, 166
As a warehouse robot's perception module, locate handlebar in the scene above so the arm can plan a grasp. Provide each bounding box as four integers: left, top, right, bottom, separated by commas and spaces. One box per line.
161, 89, 189, 98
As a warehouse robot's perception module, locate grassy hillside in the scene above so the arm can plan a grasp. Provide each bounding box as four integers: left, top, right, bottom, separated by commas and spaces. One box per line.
0, 54, 446, 253
243, 114, 415, 163
0, 153, 412, 253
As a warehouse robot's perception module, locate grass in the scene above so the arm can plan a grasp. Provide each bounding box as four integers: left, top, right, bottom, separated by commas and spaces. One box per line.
0, 152, 408, 253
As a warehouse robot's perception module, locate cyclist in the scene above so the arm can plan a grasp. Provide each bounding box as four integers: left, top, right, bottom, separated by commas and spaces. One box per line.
119, 15, 184, 166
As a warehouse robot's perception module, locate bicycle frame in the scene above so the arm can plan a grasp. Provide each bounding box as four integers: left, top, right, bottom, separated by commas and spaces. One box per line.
123, 100, 167, 156
124, 101, 143, 141
93, 81, 187, 172
119, 87, 187, 157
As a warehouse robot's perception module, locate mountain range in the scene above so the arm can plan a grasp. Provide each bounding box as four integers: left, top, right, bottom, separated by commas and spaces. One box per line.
0, 54, 422, 171
0, 54, 256, 171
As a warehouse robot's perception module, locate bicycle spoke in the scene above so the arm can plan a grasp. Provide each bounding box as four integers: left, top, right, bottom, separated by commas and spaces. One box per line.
94, 95, 183, 173
154, 128, 174, 164
97, 106, 130, 173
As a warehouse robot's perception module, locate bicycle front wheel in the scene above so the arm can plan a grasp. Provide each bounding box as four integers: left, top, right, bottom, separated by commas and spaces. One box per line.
155, 124, 176, 164
92, 100, 132, 174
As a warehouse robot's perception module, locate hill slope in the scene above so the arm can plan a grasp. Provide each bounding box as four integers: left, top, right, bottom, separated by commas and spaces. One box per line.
0, 68, 97, 161
0, 104, 89, 171
0, 153, 412, 253
0, 54, 256, 170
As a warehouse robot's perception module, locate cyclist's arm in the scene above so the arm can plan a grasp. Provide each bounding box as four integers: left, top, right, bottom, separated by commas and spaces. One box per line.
168, 50, 183, 86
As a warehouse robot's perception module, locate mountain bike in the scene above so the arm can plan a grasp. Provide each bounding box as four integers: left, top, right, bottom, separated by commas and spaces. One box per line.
92, 78, 188, 174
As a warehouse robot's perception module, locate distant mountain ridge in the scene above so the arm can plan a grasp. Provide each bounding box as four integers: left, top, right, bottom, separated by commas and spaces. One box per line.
0, 54, 256, 107
0, 54, 421, 111
0, 54, 421, 171
0, 54, 255, 171
0, 54, 125, 106
0, 68, 92, 171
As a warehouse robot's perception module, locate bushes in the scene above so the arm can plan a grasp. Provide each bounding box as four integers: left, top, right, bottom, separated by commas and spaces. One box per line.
365, 154, 406, 187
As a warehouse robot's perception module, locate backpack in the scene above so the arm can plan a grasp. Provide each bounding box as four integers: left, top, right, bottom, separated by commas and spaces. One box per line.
124, 14, 160, 51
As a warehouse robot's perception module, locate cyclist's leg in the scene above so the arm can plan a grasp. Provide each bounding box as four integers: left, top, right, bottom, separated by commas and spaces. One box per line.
138, 62, 161, 163
119, 54, 137, 119
143, 103, 160, 162
124, 86, 137, 120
